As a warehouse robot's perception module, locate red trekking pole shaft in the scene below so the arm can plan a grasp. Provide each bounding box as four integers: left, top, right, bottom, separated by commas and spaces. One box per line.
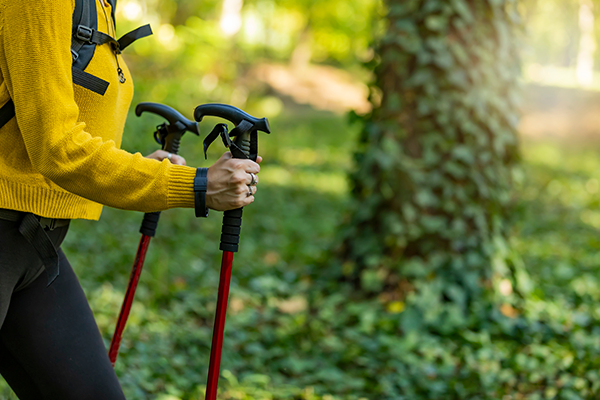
205, 206, 244, 400
205, 250, 234, 399
108, 233, 153, 365
109, 102, 200, 366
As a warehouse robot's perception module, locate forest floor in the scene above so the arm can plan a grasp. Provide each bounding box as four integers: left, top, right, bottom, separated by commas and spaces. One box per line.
3, 70, 600, 398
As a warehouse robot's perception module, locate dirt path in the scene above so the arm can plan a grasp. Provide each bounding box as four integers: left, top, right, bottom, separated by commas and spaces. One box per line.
520, 84, 600, 141
252, 64, 600, 142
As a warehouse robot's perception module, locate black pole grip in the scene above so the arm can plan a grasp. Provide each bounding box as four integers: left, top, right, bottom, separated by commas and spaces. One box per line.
220, 208, 243, 252
164, 137, 182, 156
136, 102, 200, 136
194, 103, 271, 135
140, 212, 161, 237
218, 130, 253, 253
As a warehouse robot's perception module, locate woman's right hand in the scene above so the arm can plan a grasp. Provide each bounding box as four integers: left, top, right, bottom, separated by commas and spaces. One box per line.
206, 152, 262, 211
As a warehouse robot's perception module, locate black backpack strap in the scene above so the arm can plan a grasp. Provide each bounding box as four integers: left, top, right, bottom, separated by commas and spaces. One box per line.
18, 213, 60, 286
72, 68, 110, 95
71, 0, 114, 94
108, 0, 117, 29
71, 0, 96, 68
75, 25, 120, 52
117, 24, 152, 52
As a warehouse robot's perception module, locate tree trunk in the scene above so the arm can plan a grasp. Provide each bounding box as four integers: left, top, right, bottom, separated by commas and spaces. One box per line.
338, 0, 522, 332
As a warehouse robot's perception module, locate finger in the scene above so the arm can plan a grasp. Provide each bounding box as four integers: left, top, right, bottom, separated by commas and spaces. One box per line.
169, 154, 186, 166
242, 196, 255, 207
151, 150, 175, 162
239, 159, 261, 174
144, 150, 163, 161
256, 156, 263, 164
241, 185, 255, 198
245, 172, 259, 186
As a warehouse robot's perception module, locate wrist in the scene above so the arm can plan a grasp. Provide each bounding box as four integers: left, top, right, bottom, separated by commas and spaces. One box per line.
194, 168, 209, 218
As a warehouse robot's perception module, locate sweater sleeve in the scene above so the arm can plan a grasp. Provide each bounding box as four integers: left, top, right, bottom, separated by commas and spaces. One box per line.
0, 0, 196, 213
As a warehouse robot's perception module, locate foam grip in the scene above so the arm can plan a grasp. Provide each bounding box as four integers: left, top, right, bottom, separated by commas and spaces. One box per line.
220, 208, 243, 252
140, 212, 161, 237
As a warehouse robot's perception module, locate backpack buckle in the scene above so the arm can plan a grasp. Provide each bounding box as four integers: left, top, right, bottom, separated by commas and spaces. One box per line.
76, 25, 94, 43
38, 217, 70, 231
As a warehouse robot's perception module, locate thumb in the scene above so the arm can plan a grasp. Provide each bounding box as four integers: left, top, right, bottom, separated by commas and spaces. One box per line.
220, 151, 233, 161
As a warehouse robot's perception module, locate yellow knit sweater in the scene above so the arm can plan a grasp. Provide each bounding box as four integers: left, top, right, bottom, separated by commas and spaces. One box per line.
0, 0, 196, 220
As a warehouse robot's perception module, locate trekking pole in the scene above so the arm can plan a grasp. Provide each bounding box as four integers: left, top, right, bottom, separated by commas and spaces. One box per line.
108, 102, 199, 366
193, 104, 271, 400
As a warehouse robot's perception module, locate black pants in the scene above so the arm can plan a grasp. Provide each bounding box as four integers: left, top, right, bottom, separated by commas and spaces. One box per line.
0, 219, 126, 399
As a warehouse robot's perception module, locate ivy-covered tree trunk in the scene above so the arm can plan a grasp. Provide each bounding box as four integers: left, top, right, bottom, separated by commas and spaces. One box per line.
340, 0, 521, 332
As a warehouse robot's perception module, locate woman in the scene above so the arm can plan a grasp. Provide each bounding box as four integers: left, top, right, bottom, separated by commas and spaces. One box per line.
0, 0, 260, 398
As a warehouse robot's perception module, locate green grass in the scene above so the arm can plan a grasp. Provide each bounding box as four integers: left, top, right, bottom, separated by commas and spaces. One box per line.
5, 109, 600, 399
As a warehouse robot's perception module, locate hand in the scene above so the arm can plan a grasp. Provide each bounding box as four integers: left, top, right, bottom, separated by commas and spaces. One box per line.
145, 150, 187, 166
206, 152, 262, 211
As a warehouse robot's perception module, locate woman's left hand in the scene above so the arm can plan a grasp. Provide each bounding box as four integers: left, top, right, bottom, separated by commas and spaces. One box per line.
145, 150, 187, 166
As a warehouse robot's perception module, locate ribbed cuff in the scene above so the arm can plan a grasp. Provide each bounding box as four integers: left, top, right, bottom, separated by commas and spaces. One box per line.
166, 164, 197, 209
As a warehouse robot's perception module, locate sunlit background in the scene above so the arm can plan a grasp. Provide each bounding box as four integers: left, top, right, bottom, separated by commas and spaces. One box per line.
4, 1, 600, 399
118, 0, 375, 117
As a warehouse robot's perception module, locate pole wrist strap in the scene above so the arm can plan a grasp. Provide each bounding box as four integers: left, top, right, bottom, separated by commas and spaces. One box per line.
194, 168, 209, 218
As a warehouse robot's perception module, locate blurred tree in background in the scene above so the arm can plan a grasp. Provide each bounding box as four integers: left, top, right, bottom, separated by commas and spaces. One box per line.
339, 0, 522, 330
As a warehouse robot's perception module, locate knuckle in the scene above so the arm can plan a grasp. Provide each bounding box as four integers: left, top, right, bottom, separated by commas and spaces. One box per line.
232, 160, 244, 169
232, 174, 245, 184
